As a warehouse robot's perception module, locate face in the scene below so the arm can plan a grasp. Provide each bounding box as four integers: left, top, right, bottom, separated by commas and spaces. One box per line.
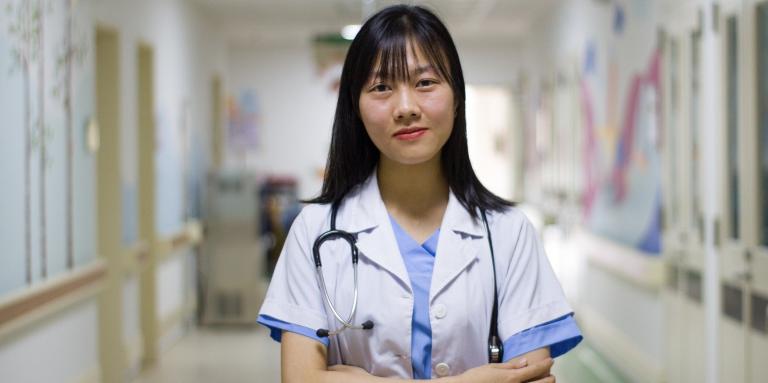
358, 42, 455, 166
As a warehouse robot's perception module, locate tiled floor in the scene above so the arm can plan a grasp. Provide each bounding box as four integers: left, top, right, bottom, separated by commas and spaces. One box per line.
133, 324, 623, 383
134, 325, 281, 383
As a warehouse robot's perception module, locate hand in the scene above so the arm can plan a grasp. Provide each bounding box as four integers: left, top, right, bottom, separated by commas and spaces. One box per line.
452, 358, 555, 383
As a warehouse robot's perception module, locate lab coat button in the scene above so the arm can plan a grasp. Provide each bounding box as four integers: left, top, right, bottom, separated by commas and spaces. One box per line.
434, 304, 447, 319
435, 362, 450, 377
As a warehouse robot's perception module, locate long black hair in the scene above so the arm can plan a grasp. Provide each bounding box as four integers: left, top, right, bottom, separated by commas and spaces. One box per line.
306, 4, 513, 217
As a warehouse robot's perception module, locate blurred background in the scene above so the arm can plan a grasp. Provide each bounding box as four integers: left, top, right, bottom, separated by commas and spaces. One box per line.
0, 0, 766, 382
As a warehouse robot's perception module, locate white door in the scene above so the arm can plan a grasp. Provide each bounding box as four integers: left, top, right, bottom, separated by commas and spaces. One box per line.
718, 6, 750, 382
660, 30, 687, 383
746, 2, 768, 381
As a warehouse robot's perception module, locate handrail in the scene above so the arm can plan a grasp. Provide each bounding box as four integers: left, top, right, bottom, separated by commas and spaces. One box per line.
156, 220, 203, 262
0, 260, 107, 339
572, 227, 665, 291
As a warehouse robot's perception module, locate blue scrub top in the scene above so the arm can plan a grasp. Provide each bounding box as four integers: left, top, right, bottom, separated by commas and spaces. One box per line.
257, 215, 583, 378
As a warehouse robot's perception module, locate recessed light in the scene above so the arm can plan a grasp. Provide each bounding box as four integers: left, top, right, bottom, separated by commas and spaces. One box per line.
341, 24, 361, 40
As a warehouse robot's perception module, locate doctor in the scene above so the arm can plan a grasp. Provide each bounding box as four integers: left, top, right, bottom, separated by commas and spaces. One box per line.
257, 4, 582, 382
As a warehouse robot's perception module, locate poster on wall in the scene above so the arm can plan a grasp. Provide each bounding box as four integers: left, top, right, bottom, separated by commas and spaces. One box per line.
578, 3, 662, 254
226, 89, 261, 151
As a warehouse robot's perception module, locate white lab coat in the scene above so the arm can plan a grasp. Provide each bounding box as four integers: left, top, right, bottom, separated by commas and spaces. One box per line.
258, 174, 574, 378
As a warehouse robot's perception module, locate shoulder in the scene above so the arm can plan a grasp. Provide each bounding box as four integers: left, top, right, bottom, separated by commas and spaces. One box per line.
285, 203, 334, 241
293, 203, 332, 228
486, 205, 535, 233
483, 206, 542, 252
293, 183, 369, 234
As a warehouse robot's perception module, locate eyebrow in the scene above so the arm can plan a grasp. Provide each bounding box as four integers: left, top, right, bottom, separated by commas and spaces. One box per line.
371, 64, 436, 79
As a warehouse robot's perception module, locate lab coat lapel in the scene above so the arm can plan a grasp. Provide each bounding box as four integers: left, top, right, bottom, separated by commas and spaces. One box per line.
430, 191, 485, 303
343, 175, 412, 291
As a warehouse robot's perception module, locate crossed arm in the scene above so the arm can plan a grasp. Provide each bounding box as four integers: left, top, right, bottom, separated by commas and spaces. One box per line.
280, 332, 555, 383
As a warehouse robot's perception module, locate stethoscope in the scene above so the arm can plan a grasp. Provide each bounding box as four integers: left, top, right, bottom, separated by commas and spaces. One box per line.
312, 201, 504, 363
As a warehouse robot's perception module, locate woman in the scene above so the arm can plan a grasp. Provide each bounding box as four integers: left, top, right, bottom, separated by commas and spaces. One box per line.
257, 4, 582, 382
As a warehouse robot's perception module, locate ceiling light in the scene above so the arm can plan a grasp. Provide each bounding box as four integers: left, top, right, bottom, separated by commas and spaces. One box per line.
341, 24, 361, 40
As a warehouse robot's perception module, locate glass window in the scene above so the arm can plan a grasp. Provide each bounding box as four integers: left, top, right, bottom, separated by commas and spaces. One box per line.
726, 16, 740, 239
758, 4, 768, 246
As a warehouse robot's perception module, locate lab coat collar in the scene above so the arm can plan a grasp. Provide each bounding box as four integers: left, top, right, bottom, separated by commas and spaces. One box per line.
430, 190, 486, 303
343, 172, 486, 237
340, 172, 488, 296
342, 174, 411, 290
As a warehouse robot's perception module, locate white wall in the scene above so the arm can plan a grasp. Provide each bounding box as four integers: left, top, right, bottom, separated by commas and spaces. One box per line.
224, 38, 527, 200
0, 300, 99, 383
225, 43, 337, 200
457, 40, 523, 86
91, 0, 228, 238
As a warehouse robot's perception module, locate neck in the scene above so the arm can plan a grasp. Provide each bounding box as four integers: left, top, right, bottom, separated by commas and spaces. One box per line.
377, 154, 449, 217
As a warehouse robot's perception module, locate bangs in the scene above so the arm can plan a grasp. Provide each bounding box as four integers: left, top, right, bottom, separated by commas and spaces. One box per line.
369, 29, 453, 86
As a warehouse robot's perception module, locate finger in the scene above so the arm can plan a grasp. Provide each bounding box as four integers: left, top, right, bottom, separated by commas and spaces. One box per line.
530, 376, 555, 383
516, 358, 554, 380
492, 357, 528, 370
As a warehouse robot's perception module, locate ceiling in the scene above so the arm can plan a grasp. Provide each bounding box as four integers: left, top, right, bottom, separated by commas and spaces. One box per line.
190, 0, 561, 48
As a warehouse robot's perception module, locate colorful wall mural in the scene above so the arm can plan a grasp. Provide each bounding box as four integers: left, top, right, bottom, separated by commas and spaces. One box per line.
578, 3, 662, 254
0, 0, 96, 295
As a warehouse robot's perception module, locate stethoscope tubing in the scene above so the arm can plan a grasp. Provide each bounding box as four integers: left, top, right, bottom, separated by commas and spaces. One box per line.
316, 262, 359, 331
312, 202, 502, 362
313, 226, 369, 337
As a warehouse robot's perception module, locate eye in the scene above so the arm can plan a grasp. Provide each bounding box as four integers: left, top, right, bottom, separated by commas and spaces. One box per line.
369, 83, 391, 93
416, 79, 437, 88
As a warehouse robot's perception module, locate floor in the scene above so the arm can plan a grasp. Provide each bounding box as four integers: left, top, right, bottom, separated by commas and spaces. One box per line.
133, 325, 625, 383
133, 325, 281, 383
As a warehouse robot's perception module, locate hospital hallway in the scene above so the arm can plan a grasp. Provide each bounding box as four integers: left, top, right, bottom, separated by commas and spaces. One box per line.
1, 0, 767, 382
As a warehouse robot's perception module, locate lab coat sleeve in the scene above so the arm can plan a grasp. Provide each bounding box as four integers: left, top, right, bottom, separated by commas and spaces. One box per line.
496, 211, 581, 358
257, 207, 330, 344
500, 314, 582, 361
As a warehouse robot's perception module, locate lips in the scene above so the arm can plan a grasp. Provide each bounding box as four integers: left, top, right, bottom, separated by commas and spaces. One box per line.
393, 127, 428, 141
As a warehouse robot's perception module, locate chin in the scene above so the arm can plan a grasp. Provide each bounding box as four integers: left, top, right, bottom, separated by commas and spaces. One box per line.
385, 150, 440, 166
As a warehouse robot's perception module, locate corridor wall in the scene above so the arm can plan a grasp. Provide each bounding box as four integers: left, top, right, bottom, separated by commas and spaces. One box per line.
0, 0, 226, 382
224, 36, 524, 200
0, 1, 101, 381
515, 0, 673, 381
513, 0, 768, 382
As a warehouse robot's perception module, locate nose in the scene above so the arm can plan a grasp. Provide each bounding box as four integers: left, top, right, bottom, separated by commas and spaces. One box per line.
393, 88, 421, 122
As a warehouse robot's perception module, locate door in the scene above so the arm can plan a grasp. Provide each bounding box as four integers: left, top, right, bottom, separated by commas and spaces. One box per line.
746, 2, 768, 381
660, 29, 686, 383
718, 5, 751, 382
